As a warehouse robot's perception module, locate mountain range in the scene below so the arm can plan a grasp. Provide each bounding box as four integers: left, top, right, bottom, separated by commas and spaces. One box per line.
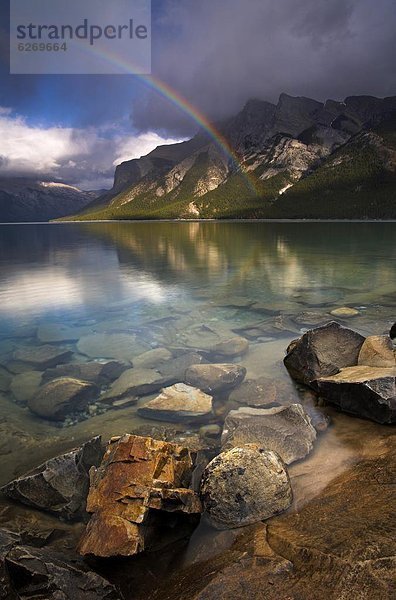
70, 93, 396, 220
0, 179, 99, 222
2, 93, 396, 222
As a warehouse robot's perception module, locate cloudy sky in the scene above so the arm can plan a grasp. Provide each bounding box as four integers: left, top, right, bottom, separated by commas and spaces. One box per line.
0, 0, 395, 189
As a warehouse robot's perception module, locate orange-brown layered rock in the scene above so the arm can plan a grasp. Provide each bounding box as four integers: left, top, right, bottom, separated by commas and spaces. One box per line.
78, 434, 202, 558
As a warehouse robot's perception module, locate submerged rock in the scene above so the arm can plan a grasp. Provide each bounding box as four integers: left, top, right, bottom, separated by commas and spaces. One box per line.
0, 531, 120, 600
293, 287, 343, 307
178, 324, 226, 351
43, 360, 126, 386
0, 367, 11, 393
138, 383, 213, 423
330, 307, 360, 318
10, 370, 42, 403
37, 323, 87, 343
317, 366, 396, 424
1, 437, 103, 520
284, 321, 365, 386
78, 434, 202, 558
101, 368, 168, 403
199, 424, 222, 439
293, 311, 332, 327
210, 336, 249, 358
200, 445, 292, 529
13, 345, 73, 370
358, 335, 395, 368
300, 390, 331, 432
222, 404, 316, 464
185, 363, 246, 394
77, 333, 149, 362
28, 377, 98, 420
216, 296, 256, 309
133, 347, 173, 369
157, 352, 205, 383
228, 377, 284, 408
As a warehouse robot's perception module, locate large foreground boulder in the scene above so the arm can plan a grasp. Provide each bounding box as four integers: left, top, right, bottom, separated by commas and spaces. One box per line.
138, 383, 213, 422
317, 366, 396, 424
78, 435, 202, 558
284, 322, 365, 386
0, 529, 120, 600
1, 437, 103, 520
222, 404, 316, 464
28, 377, 98, 420
200, 445, 292, 529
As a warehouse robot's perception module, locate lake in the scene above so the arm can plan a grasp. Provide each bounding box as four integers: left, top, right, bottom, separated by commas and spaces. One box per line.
0, 220, 395, 597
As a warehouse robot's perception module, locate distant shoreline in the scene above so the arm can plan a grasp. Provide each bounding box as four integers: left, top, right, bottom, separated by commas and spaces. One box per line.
1, 219, 396, 225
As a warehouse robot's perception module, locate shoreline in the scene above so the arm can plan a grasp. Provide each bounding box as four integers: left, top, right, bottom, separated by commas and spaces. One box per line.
1, 218, 396, 225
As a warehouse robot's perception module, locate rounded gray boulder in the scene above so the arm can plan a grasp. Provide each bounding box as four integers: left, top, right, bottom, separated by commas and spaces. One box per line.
200, 445, 292, 529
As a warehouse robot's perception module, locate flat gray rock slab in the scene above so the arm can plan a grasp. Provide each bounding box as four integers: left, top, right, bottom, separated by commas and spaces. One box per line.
138, 383, 213, 423
221, 404, 317, 465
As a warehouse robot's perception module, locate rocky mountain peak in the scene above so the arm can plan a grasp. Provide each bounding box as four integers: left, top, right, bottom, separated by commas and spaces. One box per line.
54, 91, 396, 222
344, 95, 396, 127
272, 93, 324, 138
221, 98, 276, 152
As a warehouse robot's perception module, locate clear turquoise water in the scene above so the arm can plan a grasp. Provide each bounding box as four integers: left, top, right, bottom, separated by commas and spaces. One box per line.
1, 221, 395, 323
0, 221, 395, 447
0, 221, 395, 596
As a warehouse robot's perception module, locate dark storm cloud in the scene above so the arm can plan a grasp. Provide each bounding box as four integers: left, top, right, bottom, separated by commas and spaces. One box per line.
0, 0, 395, 184
133, 0, 396, 136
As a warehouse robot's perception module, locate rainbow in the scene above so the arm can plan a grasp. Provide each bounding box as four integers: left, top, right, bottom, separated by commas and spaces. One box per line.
78, 44, 259, 195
